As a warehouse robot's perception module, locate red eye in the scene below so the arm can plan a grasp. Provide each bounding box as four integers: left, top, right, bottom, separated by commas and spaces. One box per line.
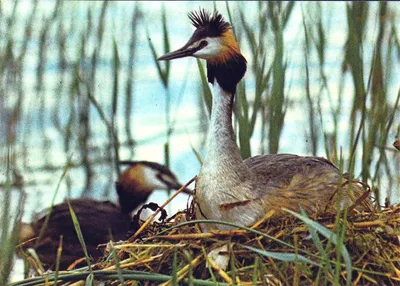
200, 40, 208, 47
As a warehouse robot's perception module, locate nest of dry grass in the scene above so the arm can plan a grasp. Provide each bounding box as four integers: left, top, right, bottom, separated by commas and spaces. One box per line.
91, 198, 400, 286
14, 179, 400, 285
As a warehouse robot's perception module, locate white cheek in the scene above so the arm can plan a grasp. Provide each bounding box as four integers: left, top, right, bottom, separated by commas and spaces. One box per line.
142, 167, 168, 190
192, 37, 222, 59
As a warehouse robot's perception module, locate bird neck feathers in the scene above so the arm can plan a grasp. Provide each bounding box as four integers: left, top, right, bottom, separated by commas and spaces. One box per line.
206, 39, 247, 95
203, 82, 244, 169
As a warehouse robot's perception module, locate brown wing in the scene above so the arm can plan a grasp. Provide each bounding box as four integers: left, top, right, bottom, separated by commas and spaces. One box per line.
29, 199, 131, 269
242, 154, 370, 215
244, 154, 339, 188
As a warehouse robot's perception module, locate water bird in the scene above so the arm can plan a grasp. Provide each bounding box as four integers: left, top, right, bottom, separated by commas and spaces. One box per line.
18, 161, 190, 269
158, 9, 372, 232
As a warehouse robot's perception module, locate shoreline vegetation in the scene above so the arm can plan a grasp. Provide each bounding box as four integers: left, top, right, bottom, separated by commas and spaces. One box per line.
11, 202, 400, 285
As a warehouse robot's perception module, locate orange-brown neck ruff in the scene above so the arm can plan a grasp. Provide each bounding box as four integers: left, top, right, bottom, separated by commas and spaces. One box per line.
116, 165, 152, 213
208, 29, 241, 64
206, 31, 247, 95
118, 165, 148, 192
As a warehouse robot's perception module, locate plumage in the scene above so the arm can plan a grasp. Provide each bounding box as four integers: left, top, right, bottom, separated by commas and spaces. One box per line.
19, 199, 130, 269
18, 161, 190, 269
188, 9, 230, 37
158, 9, 373, 232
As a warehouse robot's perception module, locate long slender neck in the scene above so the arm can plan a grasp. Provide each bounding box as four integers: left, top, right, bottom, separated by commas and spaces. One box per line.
203, 82, 243, 168
199, 52, 248, 185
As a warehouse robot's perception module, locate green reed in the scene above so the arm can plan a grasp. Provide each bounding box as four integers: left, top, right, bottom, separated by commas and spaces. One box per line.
1, 1, 397, 197
124, 5, 141, 156
0, 150, 25, 285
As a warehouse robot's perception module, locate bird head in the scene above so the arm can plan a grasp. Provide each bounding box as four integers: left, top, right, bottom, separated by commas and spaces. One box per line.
158, 9, 240, 64
116, 161, 192, 213
158, 9, 247, 95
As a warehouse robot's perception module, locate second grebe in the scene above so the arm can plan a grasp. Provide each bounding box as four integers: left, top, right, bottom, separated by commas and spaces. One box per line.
18, 161, 190, 269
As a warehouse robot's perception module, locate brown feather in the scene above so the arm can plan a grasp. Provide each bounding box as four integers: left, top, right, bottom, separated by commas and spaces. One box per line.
19, 199, 131, 269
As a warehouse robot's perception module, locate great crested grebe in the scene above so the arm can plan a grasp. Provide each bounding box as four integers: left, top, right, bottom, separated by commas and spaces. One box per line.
158, 9, 373, 232
18, 161, 191, 269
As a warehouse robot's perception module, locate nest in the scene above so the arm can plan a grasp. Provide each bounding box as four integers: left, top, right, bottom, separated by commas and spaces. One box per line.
88, 201, 400, 285
16, 181, 400, 285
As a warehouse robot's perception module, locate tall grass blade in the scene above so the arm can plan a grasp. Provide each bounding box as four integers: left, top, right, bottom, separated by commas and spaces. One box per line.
243, 245, 318, 266
0, 149, 25, 284
9, 270, 229, 285
108, 236, 125, 285
299, 208, 331, 272
35, 156, 73, 249
372, 88, 400, 184
80, 74, 121, 179
111, 38, 121, 177
345, 2, 369, 174
284, 208, 352, 285
267, 2, 290, 153
161, 3, 170, 81
251, 255, 259, 285
124, 4, 140, 153
85, 273, 94, 286
148, 34, 168, 88
148, 5, 170, 88
236, 82, 252, 158
301, 7, 318, 155
67, 200, 92, 271
196, 59, 212, 115
224, 2, 233, 33
54, 236, 62, 286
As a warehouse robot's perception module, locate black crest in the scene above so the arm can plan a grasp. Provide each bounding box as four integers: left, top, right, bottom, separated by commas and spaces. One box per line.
188, 9, 230, 37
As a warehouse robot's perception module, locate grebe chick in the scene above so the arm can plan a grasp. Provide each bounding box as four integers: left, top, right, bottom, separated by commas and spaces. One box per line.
158, 9, 373, 232
18, 161, 190, 269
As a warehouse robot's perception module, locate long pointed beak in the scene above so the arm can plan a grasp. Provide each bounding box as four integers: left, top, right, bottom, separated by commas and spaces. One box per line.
157, 44, 197, 61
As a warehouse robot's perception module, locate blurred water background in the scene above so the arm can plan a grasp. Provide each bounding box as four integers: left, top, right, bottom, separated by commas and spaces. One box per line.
1, 1, 400, 282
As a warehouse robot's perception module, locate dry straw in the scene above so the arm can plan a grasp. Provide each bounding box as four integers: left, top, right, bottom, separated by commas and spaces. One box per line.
13, 180, 400, 285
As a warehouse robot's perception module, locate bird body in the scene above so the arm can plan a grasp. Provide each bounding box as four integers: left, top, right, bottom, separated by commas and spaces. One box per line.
195, 82, 263, 230
158, 9, 372, 232
19, 199, 131, 269
18, 161, 189, 269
